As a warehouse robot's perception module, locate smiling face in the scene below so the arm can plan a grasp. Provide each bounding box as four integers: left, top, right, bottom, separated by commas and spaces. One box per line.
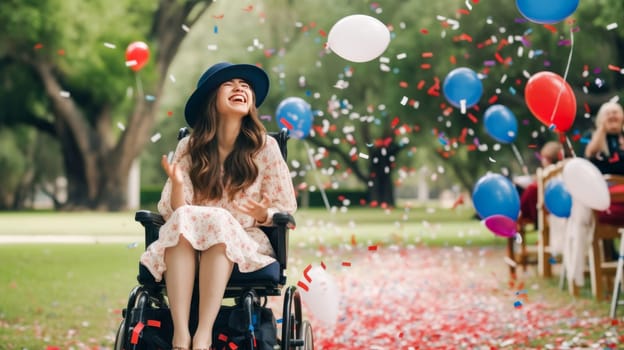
597, 102, 624, 134
215, 78, 255, 118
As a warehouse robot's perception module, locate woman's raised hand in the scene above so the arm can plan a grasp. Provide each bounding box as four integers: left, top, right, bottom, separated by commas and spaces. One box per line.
235, 192, 271, 223
161, 154, 184, 185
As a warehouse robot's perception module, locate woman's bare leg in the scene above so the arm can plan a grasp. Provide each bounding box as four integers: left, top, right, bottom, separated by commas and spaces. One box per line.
192, 243, 233, 348
164, 236, 196, 348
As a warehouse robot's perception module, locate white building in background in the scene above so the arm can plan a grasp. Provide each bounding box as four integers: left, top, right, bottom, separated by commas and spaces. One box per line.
127, 159, 141, 210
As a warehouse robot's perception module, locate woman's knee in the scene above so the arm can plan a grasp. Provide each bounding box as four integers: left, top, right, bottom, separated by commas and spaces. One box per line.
207, 243, 227, 254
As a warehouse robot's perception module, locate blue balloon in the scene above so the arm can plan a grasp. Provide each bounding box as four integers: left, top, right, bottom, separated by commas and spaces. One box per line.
442, 67, 483, 109
472, 173, 520, 220
483, 104, 518, 144
544, 179, 572, 218
516, 0, 579, 24
276, 97, 313, 139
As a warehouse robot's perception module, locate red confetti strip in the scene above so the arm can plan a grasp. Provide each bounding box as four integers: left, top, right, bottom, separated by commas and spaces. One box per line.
279, 117, 293, 130
391, 117, 400, 128
341, 261, 352, 267
368, 245, 378, 251
453, 33, 473, 42
609, 152, 620, 163
427, 77, 441, 97
147, 319, 161, 327
458, 128, 468, 143
608, 64, 621, 72
543, 24, 558, 33
297, 280, 309, 292
130, 321, 145, 344
496, 38, 509, 51
495, 52, 504, 63
303, 264, 312, 282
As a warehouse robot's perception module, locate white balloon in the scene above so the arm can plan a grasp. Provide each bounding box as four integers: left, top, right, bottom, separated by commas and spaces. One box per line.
327, 14, 391, 63
562, 158, 610, 210
299, 265, 340, 327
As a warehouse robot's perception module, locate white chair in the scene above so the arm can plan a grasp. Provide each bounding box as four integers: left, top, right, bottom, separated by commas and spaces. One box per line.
609, 228, 624, 318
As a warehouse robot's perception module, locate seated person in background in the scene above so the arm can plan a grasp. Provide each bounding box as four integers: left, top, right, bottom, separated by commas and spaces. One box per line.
518, 140, 563, 226
584, 101, 624, 173
565, 100, 624, 290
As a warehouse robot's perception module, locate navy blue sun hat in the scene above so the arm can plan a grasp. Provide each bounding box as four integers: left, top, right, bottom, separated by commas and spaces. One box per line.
183, 62, 270, 127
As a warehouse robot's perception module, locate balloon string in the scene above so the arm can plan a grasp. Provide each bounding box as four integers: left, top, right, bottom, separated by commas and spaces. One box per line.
135, 73, 144, 98
548, 28, 575, 126
565, 135, 577, 158
511, 143, 528, 175
304, 141, 331, 212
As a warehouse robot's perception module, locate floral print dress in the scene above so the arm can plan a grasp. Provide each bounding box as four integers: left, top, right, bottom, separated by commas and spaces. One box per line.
140, 135, 297, 282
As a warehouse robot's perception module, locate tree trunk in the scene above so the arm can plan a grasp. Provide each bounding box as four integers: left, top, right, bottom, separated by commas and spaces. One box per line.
366, 144, 398, 207
22, 1, 212, 211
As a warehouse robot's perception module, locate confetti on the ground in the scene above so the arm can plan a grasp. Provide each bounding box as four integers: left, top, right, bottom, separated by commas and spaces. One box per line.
266, 247, 624, 349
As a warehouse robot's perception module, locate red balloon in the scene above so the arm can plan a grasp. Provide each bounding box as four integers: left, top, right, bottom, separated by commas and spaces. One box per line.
125, 41, 150, 72
524, 71, 576, 132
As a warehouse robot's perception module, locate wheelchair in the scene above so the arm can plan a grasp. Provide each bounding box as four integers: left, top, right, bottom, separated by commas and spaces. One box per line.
114, 128, 314, 350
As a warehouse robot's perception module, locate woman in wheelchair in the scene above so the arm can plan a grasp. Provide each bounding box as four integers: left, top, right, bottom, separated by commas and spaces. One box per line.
139, 62, 297, 350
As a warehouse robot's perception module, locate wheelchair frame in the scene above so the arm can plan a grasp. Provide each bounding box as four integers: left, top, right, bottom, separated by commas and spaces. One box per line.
114, 128, 313, 350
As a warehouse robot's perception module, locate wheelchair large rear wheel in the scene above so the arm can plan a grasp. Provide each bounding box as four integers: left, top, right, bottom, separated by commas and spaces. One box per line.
281, 286, 314, 349
296, 320, 313, 350
114, 319, 126, 350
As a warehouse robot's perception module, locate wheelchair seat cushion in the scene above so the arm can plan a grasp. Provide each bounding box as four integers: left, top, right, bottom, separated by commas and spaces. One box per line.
229, 261, 281, 285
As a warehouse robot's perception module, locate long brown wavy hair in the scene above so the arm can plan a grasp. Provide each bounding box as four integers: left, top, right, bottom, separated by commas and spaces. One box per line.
187, 88, 266, 202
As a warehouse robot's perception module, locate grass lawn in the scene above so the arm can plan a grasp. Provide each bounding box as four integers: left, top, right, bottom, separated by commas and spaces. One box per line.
0, 244, 141, 348
0, 206, 617, 348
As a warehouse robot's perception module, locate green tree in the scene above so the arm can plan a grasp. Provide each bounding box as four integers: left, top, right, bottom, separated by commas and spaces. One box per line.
0, 0, 213, 210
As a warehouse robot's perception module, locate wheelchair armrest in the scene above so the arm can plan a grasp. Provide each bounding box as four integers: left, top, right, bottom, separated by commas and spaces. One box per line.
262, 212, 296, 271
135, 210, 165, 248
